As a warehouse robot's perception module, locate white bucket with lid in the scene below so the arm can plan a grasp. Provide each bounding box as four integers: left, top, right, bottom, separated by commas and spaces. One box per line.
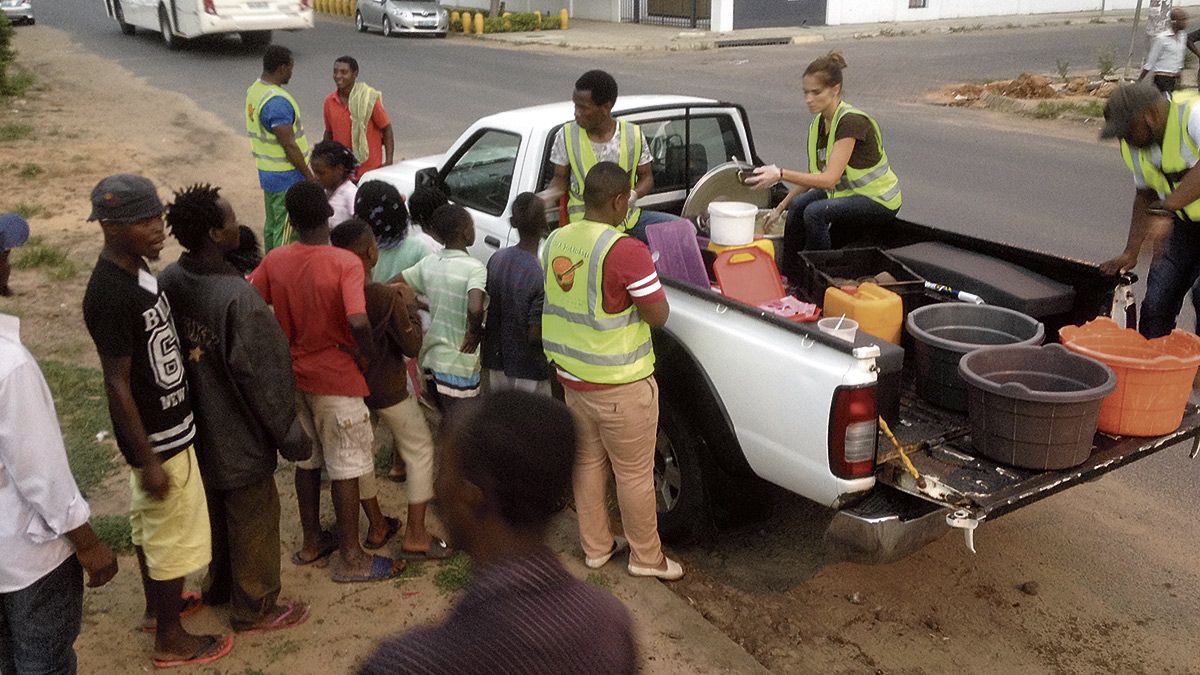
708, 201, 757, 246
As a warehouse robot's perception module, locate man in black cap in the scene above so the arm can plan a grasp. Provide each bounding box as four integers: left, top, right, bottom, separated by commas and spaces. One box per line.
82, 174, 233, 668
1099, 82, 1200, 338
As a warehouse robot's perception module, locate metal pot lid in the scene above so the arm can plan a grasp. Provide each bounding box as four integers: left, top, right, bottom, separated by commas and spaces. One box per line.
681, 161, 771, 223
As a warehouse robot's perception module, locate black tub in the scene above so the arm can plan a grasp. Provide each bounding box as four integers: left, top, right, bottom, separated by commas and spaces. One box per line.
959, 344, 1116, 470
906, 303, 1045, 411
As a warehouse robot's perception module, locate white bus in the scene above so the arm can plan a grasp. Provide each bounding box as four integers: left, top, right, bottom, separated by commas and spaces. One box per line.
103, 0, 313, 49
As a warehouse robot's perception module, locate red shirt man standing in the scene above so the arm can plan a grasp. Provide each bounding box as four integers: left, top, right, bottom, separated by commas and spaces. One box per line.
323, 55, 394, 179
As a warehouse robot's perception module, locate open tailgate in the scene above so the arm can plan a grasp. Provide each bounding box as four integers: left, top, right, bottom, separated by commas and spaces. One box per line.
877, 391, 1200, 523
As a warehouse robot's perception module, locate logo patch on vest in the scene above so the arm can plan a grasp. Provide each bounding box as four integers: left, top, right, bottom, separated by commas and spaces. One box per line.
552, 256, 585, 292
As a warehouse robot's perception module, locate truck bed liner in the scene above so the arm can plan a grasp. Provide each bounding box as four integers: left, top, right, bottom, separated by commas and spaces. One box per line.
878, 388, 1200, 523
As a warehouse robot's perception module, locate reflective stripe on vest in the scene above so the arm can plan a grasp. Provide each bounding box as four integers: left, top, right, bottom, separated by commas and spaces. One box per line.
1123, 91, 1200, 221
807, 101, 902, 210
562, 120, 642, 233
541, 220, 655, 384
245, 79, 310, 174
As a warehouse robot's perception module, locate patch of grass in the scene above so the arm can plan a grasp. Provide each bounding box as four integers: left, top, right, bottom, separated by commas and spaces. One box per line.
264, 638, 301, 662
38, 360, 115, 495
12, 236, 78, 280
1097, 48, 1117, 79
91, 515, 134, 554
433, 552, 472, 594
1029, 100, 1105, 120
18, 163, 42, 179
1055, 58, 1070, 81
0, 122, 33, 142
585, 572, 612, 590
1, 66, 33, 97
12, 203, 49, 219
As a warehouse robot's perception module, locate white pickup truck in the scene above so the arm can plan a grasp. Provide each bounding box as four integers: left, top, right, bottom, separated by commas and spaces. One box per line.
362, 96, 1200, 562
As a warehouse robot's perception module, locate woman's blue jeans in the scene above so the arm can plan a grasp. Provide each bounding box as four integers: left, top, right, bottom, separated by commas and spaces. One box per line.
782, 189, 898, 280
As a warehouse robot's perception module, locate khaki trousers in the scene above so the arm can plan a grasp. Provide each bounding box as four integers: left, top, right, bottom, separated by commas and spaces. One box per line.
564, 376, 664, 568
374, 397, 436, 504
201, 475, 282, 628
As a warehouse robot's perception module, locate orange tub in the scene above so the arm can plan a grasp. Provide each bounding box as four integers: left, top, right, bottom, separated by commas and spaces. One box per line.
1059, 318, 1200, 436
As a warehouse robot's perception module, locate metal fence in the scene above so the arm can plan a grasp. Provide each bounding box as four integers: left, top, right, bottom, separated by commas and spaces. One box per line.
620, 0, 710, 29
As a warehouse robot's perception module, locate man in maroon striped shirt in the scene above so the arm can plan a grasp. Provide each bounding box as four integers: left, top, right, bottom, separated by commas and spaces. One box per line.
359, 392, 636, 675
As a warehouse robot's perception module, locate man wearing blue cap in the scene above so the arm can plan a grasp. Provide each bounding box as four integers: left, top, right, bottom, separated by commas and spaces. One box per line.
0, 213, 30, 297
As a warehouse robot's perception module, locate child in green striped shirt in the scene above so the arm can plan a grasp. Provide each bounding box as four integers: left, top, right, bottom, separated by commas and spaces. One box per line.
400, 204, 487, 414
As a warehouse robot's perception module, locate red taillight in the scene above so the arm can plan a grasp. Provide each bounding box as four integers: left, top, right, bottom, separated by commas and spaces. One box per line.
829, 385, 878, 479
203, 0, 216, 14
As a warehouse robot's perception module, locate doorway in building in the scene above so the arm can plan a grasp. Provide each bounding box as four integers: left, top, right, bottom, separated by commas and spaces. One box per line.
621, 0, 710, 29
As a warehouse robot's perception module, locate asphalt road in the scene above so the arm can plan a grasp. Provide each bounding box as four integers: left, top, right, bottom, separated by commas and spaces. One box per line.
38, 0, 1198, 530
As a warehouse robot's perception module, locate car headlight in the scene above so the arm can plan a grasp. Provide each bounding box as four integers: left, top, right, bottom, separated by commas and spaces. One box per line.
398, 9, 411, 19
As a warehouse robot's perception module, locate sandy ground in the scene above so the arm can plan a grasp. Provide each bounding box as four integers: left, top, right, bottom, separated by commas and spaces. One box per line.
6, 23, 1200, 675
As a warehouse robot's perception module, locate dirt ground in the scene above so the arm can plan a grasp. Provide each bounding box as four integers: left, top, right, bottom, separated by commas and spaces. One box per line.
6, 25, 1200, 675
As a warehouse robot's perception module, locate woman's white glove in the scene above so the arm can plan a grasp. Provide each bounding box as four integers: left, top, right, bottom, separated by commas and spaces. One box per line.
745, 164, 784, 189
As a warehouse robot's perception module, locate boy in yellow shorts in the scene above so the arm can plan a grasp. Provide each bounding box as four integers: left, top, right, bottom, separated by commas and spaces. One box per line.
82, 175, 232, 668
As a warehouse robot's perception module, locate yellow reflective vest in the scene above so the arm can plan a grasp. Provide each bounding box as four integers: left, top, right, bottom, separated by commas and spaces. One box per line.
1122, 91, 1200, 221
245, 79, 309, 175
807, 101, 902, 211
541, 219, 655, 384
562, 120, 643, 233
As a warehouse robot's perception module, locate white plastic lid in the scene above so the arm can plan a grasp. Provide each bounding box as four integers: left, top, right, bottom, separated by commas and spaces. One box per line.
707, 201, 758, 217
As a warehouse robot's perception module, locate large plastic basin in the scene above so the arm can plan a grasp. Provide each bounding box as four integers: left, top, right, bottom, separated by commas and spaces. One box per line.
906, 303, 1045, 411
1060, 318, 1200, 436
959, 344, 1116, 470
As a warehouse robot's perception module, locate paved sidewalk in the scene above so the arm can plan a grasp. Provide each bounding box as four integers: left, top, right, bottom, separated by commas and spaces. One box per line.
464, 8, 1145, 52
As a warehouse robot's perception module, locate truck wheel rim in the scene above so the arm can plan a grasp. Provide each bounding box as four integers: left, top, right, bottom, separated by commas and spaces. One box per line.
654, 429, 682, 513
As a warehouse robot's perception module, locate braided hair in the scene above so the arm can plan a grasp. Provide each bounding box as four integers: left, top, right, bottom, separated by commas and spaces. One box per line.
311, 139, 358, 177
354, 180, 409, 248
165, 183, 223, 252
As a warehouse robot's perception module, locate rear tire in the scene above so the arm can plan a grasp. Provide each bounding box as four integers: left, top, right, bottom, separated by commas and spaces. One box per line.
655, 396, 715, 545
355, 11, 366, 32
114, 0, 135, 34
382, 16, 393, 37
159, 7, 182, 50
239, 30, 272, 47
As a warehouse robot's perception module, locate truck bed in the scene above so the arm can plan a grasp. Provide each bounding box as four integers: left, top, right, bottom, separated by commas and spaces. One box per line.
877, 383, 1200, 523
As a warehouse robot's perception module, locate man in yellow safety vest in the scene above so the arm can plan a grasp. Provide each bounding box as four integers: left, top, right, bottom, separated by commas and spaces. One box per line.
539, 70, 675, 242
1100, 81, 1200, 338
245, 45, 313, 251
541, 161, 683, 581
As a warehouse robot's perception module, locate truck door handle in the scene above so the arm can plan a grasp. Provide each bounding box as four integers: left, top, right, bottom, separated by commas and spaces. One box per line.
485, 236, 501, 248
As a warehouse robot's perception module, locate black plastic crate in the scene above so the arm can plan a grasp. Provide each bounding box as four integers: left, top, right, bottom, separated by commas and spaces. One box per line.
799, 247, 925, 308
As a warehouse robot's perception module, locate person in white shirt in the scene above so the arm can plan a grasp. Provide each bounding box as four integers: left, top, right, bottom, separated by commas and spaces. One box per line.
1141, 8, 1189, 93
311, 140, 360, 227
0, 313, 118, 674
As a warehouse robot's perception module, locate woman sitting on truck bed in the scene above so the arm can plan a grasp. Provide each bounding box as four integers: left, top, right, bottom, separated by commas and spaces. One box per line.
746, 51, 902, 280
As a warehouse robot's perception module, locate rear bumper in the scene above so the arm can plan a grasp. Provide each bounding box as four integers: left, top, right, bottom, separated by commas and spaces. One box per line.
198, 10, 312, 33
824, 487, 949, 564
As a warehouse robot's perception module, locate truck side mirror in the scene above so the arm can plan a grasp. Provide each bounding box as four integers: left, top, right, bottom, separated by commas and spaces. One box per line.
415, 167, 439, 190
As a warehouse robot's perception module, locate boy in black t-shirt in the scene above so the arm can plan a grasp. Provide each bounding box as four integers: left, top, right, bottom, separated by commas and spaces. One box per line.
81, 175, 232, 669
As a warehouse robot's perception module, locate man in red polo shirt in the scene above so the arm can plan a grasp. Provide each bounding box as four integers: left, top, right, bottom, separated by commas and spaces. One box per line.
323, 55, 394, 180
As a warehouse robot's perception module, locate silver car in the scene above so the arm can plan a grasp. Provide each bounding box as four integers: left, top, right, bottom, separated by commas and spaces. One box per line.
355, 0, 448, 37
1, 0, 34, 25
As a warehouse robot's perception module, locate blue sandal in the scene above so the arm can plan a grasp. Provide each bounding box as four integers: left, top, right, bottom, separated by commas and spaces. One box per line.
332, 555, 404, 583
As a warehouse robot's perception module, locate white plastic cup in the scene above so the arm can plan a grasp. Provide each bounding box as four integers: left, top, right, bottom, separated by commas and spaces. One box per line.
818, 317, 859, 342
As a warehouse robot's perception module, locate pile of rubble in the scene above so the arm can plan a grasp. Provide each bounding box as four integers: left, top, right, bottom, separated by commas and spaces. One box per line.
946, 73, 1117, 107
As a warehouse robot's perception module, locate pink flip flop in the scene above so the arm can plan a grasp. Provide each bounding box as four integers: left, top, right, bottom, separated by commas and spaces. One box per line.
152, 633, 234, 669
235, 600, 311, 635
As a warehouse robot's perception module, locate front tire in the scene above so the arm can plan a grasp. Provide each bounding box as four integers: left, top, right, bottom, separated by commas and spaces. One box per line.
114, 0, 135, 34
355, 11, 366, 32
240, 30, 272, 47
159, 7, 182, 50
382, 16, 393, 37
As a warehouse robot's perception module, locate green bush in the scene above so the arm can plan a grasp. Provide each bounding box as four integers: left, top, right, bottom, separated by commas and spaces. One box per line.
92, 515, 134, 555
541, 14, 560, 29
0, 13, 14, 95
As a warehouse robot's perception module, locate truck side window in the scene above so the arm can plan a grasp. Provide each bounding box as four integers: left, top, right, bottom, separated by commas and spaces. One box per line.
641, 115, 741, 194
442, 129, 521, 217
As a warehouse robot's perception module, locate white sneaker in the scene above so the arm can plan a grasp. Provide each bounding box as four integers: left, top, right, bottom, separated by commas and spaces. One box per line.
627, 556, 685, 581
585, 536, 628, 569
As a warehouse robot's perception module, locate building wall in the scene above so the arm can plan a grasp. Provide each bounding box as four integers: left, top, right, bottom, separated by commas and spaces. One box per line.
826, 0, 1200, 26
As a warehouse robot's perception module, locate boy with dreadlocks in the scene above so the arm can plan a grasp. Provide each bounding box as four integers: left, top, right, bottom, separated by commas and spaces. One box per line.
159, 184, 314, 634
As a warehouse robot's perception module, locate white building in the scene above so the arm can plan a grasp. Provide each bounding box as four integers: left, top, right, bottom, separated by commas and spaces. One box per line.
457, 0, 1196, 32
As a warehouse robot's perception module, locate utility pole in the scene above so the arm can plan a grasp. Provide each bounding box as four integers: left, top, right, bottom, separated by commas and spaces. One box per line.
1125, 0, 1145, 80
